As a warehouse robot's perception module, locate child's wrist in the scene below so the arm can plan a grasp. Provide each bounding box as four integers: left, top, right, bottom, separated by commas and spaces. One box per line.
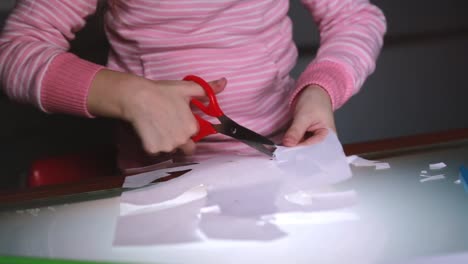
302, 84, 333, 109
87, 69, 140, 119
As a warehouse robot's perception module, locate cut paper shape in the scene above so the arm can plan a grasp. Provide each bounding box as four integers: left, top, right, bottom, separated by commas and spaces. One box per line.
120, 184, 208, 216
347, 155, 390, 171
346, 155, 359, 164
347, 155, 379, 167
429, 162, 447, 170
200, 205, 221, 214
114, 130, 356, 246
420, 174, 445, 183
375, 163, 391, 170
123, 165, 195, 189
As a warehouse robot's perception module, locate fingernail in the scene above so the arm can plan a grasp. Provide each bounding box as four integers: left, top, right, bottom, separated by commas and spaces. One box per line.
217, 77, 226, 84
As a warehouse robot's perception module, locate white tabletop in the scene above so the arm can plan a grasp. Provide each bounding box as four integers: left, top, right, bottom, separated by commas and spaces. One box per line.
1, 142, 468, 264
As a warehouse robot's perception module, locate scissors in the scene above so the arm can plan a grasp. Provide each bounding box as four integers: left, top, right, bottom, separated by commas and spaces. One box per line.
184, 75, 277, 157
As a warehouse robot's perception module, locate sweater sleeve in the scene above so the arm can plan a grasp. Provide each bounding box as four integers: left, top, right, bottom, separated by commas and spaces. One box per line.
0, 0, 104, 117
290, 0, 387, 110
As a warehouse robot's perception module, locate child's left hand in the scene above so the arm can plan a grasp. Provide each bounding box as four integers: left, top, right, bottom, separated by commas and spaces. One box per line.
282, 84, 336, 147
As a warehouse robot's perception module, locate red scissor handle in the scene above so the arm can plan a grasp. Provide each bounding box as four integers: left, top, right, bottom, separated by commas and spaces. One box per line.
183, 75, 224, 142
191, 114, 217, 142
184, 75, 224, 117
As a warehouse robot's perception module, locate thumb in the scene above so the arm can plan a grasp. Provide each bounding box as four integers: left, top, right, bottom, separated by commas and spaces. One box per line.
283, 118, 308, 147
179, 140, 196, 155
207, 77, 227, 94
183, 77, 227, 97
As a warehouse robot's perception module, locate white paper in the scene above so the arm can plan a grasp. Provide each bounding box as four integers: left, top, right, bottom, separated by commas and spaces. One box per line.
420, 174, 445, 183
375, 163, 391, 170
122, 163, 195, 188
114, 130, 356, 246
421, 170, 428, 174
347, 155, 391, 171
429, 162, 447, 170
347, 155, 379, 167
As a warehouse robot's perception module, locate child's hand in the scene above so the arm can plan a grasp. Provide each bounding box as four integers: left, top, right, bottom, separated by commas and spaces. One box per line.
88, 69, 226, 155
282, 84, 336, 147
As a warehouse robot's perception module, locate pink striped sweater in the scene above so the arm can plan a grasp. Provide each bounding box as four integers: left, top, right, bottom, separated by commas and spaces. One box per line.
0, 0, 386, 158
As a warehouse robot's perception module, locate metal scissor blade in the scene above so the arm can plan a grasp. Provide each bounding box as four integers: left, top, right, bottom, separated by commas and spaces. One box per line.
239, 139, 277, 157
216, 115, 276, 145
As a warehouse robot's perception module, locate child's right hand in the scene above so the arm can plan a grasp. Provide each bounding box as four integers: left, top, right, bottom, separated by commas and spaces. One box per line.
87, 69, 226, 156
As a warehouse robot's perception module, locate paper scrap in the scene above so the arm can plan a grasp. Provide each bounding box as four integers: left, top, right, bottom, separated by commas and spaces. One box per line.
420, 174, 445, 183
429, 162, 447, 170
421, 170, 427, 174
347, 155, 379, 167
123, 165, 194, 189
347, 155, 391, 171
120, 184, 208, 217
375, 163, 391, 170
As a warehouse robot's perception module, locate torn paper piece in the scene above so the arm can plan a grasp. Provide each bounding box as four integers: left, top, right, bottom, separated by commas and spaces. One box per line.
120, 184, 208, 216
122, 170, 169, 188
347, 155, 390, 171
114, 198, 205, 245
346, 155, 379, 167
420, 174, 445, 183
346, 155, 359, 164
429, 162, 447, 170
200, 205, 221, 214
375, 163, 391, 170
122, 164, 195, 188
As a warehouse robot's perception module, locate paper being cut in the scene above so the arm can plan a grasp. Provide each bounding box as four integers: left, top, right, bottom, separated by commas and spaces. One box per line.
114, 131, 355, 246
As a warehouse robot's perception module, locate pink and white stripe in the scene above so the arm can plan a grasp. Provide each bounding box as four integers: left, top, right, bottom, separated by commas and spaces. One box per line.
0, 0, 386, 158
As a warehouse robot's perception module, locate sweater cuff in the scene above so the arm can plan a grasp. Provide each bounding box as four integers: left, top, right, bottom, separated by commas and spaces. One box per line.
289, 60, 355, 111
41, 53, 105, 117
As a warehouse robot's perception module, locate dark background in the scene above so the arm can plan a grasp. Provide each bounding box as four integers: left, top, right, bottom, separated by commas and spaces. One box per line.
0, 0, 467, 189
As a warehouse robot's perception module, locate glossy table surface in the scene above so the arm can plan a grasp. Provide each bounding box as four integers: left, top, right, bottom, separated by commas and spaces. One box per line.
1, 131, 468, 264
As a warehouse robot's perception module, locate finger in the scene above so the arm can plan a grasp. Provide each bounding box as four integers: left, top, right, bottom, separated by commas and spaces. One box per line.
208, 77, 227, 94
297, 128, 329, 146
184, 77, 227, 97
179, 140, 196, 155
282, 117, 309, 147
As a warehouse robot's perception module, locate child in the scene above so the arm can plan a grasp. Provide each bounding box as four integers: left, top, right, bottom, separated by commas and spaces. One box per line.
0, 0, 386, 168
